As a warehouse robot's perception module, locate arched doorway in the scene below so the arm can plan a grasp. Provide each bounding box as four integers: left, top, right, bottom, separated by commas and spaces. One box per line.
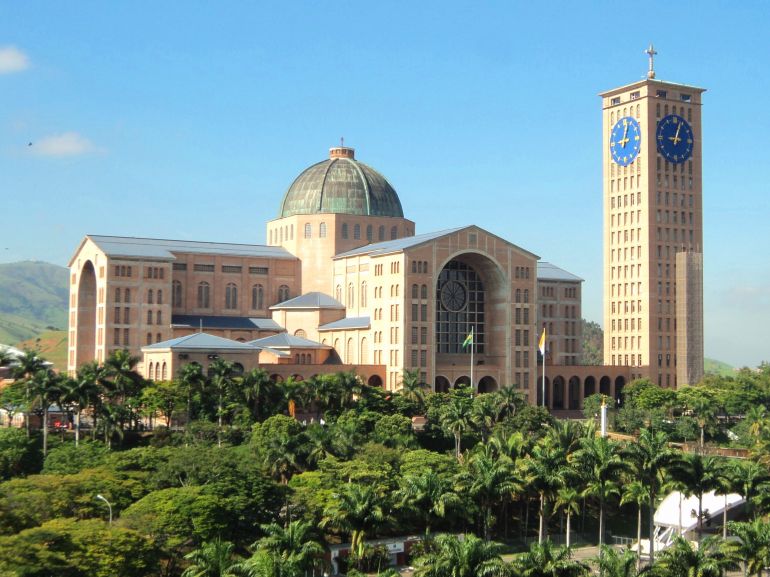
552, 376, 565, 409
568, 376, 581, 410
270, 374, 283, 383
367, 375, 383, 388
454, 375, 471, 388
599, 376, 611, 396
584, 376, 596, 398
477, 376, 498, 393
615, 376, 626, 405
434, 376, 450, 393
75, 261, 97, 367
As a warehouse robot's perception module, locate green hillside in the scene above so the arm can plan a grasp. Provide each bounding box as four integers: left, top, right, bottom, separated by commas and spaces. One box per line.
0, 260, 69, 346
705, 357, 735, 377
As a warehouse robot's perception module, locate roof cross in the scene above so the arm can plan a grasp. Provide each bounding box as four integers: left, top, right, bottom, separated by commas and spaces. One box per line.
645, 43, 657, 79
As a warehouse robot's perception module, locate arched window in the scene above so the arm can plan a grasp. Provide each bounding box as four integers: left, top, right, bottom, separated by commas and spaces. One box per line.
378, 225, 385, 241
360, 337, 368, 364
354, 224, 361, 240
156, 290, 162, 305
148, 362, 154, 380
515, 289, 521, 303
360, 281, 367, 308
161, 362, 167, 380
278, 285, 290, 302
146, 333, 152, 346
197, 282, 210, 308
172, 280, 183, 307
156, 333, 161, 343
304, 223, 312, 238
348, 283, 354, 308
524, 289, 529, 303
225, 283, 238, 309
421, 284, 428, 299
252, 284, 264, 309
346, 338, 354, 364
147, 289, 154, 304
366, 225, 373, 242
342, 223, 349, 239
319, 222, 327, 238
115, 288, 121, 303
147, 310, 153, 324
156, 310, 162, 324
335, 284, 342, 302
391, 226, 397, 239
412, 284, 418, 298
294, 329, 306, 338
124, 288, 131, 303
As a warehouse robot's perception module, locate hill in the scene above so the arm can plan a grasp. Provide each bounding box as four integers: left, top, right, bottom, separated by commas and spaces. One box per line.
0, 261, 69, 348
705, 358, 735, 377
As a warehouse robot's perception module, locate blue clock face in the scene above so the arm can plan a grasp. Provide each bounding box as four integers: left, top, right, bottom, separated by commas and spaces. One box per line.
610, 116, 641, 166
656, 114, 693, 164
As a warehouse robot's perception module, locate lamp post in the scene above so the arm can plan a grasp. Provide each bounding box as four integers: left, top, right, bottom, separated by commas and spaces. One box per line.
96, 494, 112, 525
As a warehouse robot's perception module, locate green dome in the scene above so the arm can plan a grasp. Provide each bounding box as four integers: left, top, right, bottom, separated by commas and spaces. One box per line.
278, 147, 404, 218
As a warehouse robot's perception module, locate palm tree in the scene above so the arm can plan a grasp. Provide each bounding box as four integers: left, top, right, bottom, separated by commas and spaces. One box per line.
321, 483, 392, 557
399, 368, 427, 409
178, 362, 206, 426
441, 394, 473, 460
494, 385, 522, 421
514, 540, 589, 577
251, 520, 324, 576
668, 453, 724, 543
574, 435, 626, 548
102, 349, 143, 436
592, 546, 639, 577
470, 394, 499, 443
457, 442, 520, 540
64, 361, 103, 446
727, 518, 770, 577
526, 435, 569, 544
12, 349, 46, 437
413, 533, 506, 577
240, 367, 273, 422
182, 538, 240, 577
622, 427, 679, 564
727, 459, 770, 520
554, 487, 580, 552
28, 368, 64, 456
620, 480, 647, 571
207, 358, 235, 447
745, 406, 767, 440
397, 470, 459, 535
654, 536, 739, 577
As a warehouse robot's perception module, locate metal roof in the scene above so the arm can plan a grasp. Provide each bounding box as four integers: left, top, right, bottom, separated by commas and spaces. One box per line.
269, 291, 345, 310
334, 227, 466, 259
142, 333, 260, 351
537, 261, 584, 282
171, 315, 283, 331
84, 235, 296, 261
318, 316, 371, 331
248, 333, 331, 349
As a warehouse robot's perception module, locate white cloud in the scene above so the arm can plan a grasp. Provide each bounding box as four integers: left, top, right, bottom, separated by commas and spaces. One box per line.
0, 46, 30, 74
31, 132, 96, 157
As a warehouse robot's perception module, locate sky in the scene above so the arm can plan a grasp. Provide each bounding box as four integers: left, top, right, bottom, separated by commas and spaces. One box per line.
1, 1, 769, 369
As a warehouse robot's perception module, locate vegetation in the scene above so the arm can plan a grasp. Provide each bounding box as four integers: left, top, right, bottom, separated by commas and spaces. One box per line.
1, 351, 770, 576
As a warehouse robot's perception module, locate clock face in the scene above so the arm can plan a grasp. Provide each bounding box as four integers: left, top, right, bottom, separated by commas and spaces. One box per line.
656, 114, 693, 164
440, 280, 467, 312
610, 116, 641, 166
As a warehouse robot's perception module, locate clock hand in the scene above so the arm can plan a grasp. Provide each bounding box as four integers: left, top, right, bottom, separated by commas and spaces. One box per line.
620, 119, 629, 147
669, 121, 682, 146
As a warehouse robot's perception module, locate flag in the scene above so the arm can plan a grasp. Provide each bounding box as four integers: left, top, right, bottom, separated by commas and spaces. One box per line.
462, 327, 474, 348
538, 327, 546, 356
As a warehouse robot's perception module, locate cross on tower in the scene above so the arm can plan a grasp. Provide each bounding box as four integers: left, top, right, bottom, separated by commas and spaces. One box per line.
645, 43, 658, 79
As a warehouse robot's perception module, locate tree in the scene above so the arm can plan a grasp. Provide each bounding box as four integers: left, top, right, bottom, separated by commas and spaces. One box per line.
12, 349, 46, 437
0, 427, 40, 480
413, 533, 506, 577
28, 368, 64, 456
397, 470, 459, 535
321, 483, 392, 557
178, 362, 206, 426
526, 435, 569, 544
726, 459, 770, 520
554, 487, 580, 552
182, 538, 240, 577
239, 367, 273, 422
140, 379, 185, 428
65, 361, 104, 446
207, 358, 235, 447
399, 368, 427, 409
727, 519, 770, 577
514, 540, 589, 577
622, 427, 678, 564
574, 435, 625, 548
654, 536, 739, 577
0, 379, 27, 427
592, 546, 640, 577
677, 386, 720, 450
470, 394, 499, 443
250, 520, 324, 576
441, 393, 473, 460
668, 453, 724, 542
620, 480, 647, 571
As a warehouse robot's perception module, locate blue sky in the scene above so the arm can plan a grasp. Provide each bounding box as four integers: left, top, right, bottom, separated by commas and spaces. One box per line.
1, 2, 768, 368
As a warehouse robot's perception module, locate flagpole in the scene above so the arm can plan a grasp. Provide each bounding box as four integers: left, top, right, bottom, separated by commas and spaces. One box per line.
542, 348, 546, 409
470, 325, 474, 393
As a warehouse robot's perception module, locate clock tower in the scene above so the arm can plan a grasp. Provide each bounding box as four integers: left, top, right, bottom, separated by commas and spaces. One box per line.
600, 46, 705, 388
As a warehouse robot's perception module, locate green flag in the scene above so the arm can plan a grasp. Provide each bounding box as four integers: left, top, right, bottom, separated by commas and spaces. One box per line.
462, 328, 474, 348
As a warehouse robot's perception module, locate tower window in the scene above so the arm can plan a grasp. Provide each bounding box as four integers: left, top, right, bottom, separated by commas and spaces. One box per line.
354, 224, 361, 240
304, 223, 312, 238
342, 223, 349, 239
319, 222, 327, 238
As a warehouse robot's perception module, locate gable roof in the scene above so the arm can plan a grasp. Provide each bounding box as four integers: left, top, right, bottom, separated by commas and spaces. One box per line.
248, 333, 331, 349
269, 291, 345, 310
537, 261, 584, 282
318, 316, 371, 330
333, 225, 539, 260
142, 333, 260, 351
70, 235, 295, 265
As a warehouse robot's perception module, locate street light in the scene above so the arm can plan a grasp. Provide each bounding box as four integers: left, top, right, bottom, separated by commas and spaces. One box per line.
96, 494, 112, 525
